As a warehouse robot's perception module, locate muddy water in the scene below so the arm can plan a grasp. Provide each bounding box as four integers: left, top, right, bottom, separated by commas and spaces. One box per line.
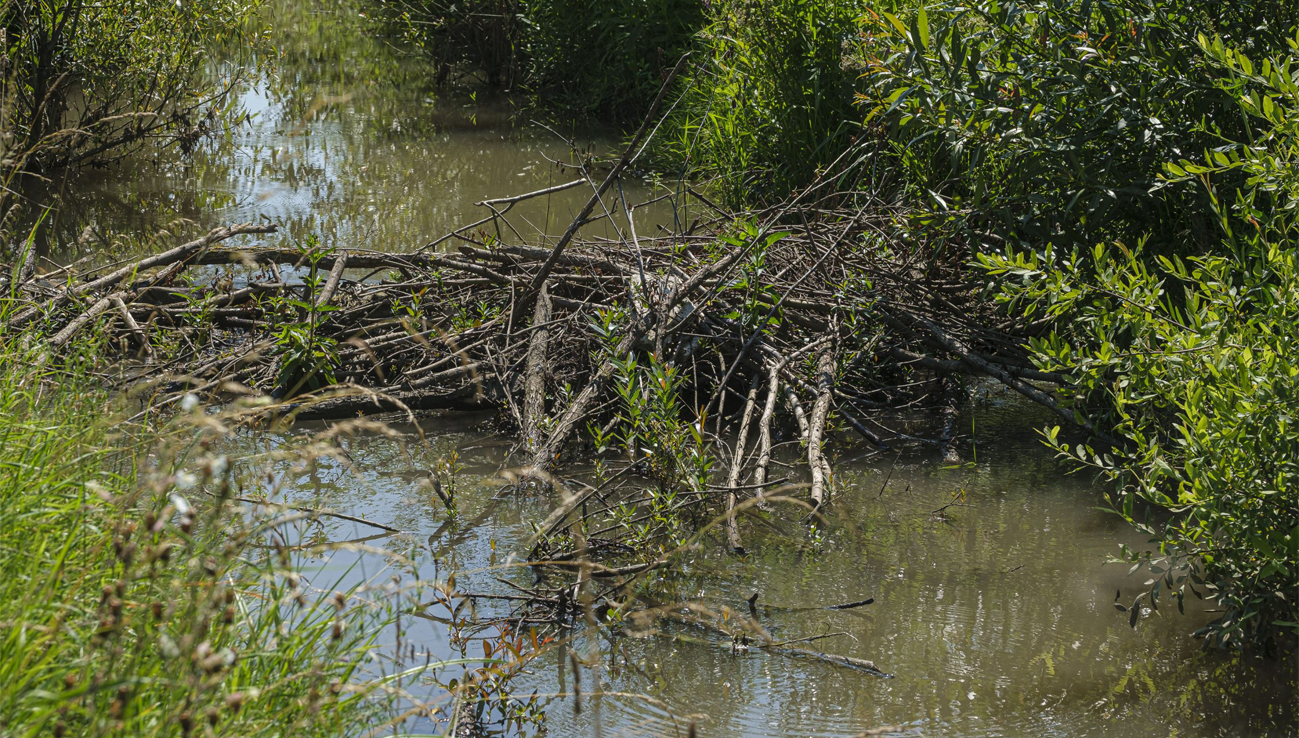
35, 0, 1296, 735
29, 0, 672, 261
245, 389, 1294, 738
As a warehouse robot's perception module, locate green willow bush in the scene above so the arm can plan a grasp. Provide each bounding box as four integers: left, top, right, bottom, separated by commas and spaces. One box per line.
977, 33, 1298, 650
863, 0, 1297, 254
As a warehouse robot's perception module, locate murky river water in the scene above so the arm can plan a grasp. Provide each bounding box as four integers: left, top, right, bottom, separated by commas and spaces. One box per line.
27, 0, 671, 261
33, 0, 1297, 735
249, 390, 1294, 738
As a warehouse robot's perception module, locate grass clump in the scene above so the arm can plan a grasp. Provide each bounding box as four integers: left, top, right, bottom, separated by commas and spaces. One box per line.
651, 0, 871, 206
0, 322, 392, 735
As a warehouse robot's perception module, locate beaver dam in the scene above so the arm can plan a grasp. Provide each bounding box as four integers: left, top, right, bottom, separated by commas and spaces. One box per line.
7, 1, 1294, 734
12, 122, 1094, 539
11, 133, 1293, 736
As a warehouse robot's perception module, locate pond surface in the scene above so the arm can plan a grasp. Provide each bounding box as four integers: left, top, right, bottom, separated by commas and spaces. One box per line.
28, 0, 672, 262
38, 0, 1297, 735
246, 389, 1294, 738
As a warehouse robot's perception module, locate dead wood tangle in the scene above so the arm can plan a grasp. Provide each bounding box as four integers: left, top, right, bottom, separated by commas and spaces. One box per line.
2, 156, 1096, 665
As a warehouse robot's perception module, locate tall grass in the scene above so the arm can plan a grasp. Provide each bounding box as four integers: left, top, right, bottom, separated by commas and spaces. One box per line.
0, 306, 394, 736
647, 0, 874, 207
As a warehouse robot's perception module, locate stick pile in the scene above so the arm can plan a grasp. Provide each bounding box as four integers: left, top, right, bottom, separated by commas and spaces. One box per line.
3, 168, 1085, 499
3, 150, 1107, 679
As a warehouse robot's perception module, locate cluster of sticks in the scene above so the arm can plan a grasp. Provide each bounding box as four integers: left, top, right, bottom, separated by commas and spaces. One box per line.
2, 115, 1112, 689
5, 149, 1098, 494
3, 59, 1105, 574
3, 163, 1094, 531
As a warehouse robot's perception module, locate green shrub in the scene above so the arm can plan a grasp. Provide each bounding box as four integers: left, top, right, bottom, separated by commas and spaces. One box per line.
977, 32, 1299, 650
374, 0, 704, 121
521, 0, 705, 120
863, 0, 1297, 254
1, 0, 258, 172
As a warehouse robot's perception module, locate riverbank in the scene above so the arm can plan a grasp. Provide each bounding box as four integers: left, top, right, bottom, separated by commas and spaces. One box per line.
0, 325, 401, 737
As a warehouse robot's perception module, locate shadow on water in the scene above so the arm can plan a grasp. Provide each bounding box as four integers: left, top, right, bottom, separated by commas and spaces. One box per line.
235, 387, 1295, 738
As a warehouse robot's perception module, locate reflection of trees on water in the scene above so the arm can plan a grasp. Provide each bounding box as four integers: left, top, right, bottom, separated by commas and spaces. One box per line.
256, 0, 445, 131
24, 0, 649, 262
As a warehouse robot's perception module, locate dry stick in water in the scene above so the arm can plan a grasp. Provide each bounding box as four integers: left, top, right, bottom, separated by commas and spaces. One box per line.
747, 335, 834, 499
13, 222, 276, 328
648, 598, 893, 679
806, 335, 838, 510
111, 295, 153, 363
897, 309, 1123, 449
225, 494, 400, 533
725, 372, 762, 553
510, 53, 691, 327
784, 381, 810, 437
522, 282, 553, 454
49, 290, 123, 347
315, 252, 348, 307
939, 373, 962, 464
751, 361, 782, 499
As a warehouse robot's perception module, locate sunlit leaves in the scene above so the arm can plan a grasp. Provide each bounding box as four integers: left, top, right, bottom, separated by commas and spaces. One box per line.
983, 38, 1299, 648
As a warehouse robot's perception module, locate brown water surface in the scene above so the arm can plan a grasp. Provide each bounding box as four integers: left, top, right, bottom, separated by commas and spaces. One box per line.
27, 0, 673, 262
240, 388, 1295, 738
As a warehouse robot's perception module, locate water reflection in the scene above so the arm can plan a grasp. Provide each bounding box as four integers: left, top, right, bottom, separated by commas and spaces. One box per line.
237, 395, 1295, 737
29, 0, 671, 261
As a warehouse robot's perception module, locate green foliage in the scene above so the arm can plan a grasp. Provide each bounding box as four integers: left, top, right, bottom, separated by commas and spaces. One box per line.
863, 0, 1297, 253
0, 0, 258, 172
520, 0, 705, 120
721, 223, 790, 331
0, 337, 391, 736
653, 0, 868, 206
608, 348, 714, 496
592, 310, 715, 553
367, 0, 520, 87
269, 236, 341, 396
977, 33, 1299, 650
374, 0, 704, 122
